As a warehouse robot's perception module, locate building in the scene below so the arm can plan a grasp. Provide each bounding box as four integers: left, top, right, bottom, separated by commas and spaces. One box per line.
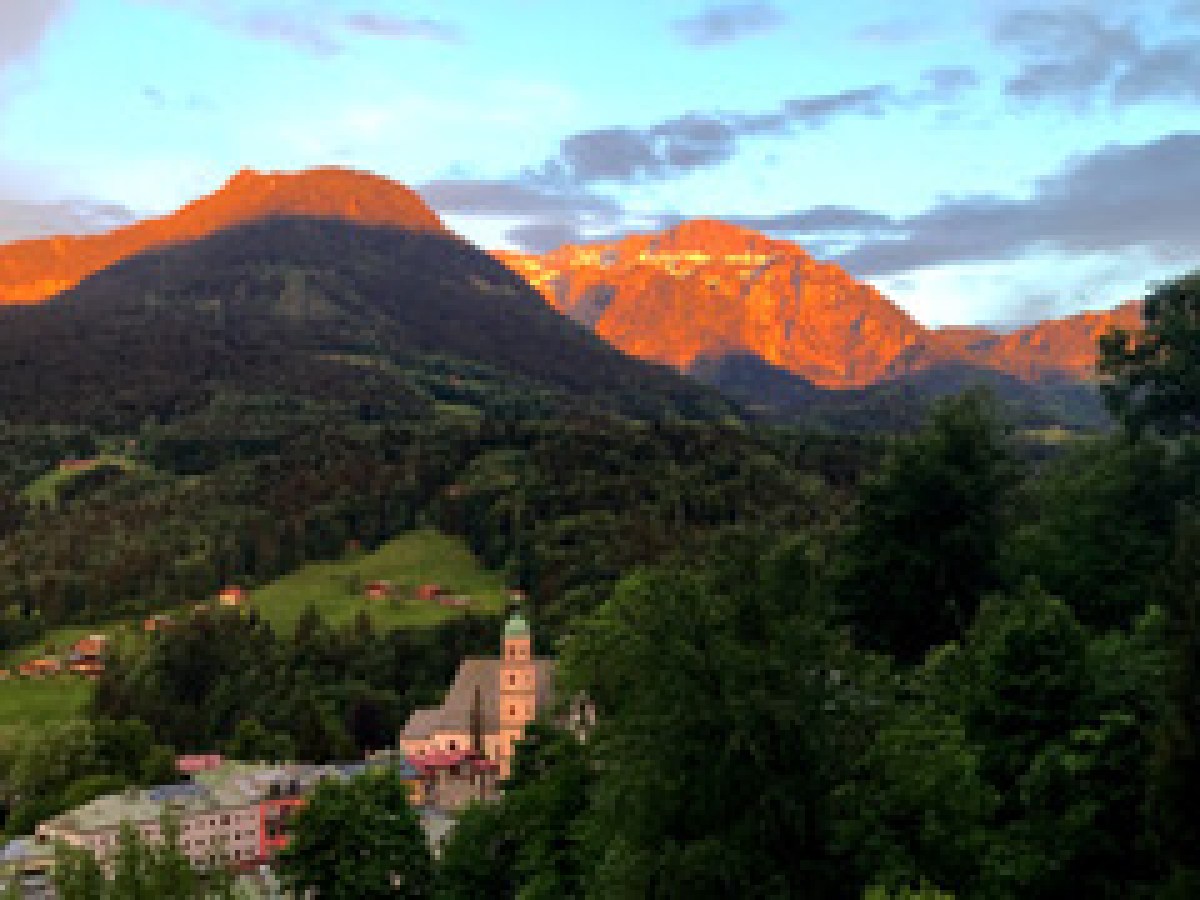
18, 658, 61, 678
408, 750, 499, 811
143, 614, 174, 633
363, 580, 393, 600
0, 838, 54, 899
33, 759, 425, 873
66, 634, 108, 679
217, 586, 246, 608
176, 754, 225, 776
415, 584, 443, 603
399, 611, 556, 779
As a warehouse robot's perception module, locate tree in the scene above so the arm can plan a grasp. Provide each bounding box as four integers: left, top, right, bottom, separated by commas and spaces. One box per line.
562, 546, 886, 898
52, 815, 232, 900
277, 765, 432, 899
433, 802, 518, 900
1152, 510, 1200, 888
834, 390, 1017, 663
1100, 272, 1200, 436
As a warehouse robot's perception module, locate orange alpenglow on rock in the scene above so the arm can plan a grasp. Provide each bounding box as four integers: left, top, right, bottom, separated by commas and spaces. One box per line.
496, 219, 1142, 388
0, 167, 447, 305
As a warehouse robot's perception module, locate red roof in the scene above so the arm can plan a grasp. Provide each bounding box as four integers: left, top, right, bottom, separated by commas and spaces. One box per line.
176, 754, 224, 774
409, 750, 499, 775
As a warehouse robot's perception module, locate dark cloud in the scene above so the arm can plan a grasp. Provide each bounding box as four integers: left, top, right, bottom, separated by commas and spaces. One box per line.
136, 2, 460, 55
994, 6, 1200, 106
420, 180, 621, 218
729, 206, 896, 235
0, 1, 75, 69
529, 75, 974, 187
419, 180, 625, 253
673, 2, 787, 47
747, 132, 1200, 279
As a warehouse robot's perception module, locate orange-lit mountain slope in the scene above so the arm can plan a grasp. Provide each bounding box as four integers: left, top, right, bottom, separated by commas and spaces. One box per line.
0, 167, 446, 303
497, 220, 1138, 388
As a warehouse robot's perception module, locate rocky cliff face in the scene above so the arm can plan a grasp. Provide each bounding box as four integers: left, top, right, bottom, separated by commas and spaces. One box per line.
0, 168, 446, 304
497, 220, 1138, 388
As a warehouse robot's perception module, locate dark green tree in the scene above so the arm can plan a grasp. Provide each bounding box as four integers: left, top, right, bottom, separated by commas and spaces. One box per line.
433, 802, 518, 900
563, 547, 885, 898
834, 390, 1017, 662
277, 766, 432, 899
1099, 271, 1200, 436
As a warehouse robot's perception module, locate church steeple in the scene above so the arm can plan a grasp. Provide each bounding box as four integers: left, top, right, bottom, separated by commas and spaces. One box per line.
498, 610, 537, 763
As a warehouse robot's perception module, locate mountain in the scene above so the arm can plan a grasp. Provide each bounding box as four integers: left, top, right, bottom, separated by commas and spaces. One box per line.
496, 221, 1140, 391
0, 215, 730, 429
0, 167, 446, 304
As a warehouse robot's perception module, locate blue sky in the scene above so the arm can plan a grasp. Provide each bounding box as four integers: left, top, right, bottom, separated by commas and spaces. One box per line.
1, 0, 1198, 327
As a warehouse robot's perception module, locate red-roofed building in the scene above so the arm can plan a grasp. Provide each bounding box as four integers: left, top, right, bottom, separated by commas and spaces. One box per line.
415, 584, 443, 603
408, 750, 499, 810
19, 658, 62, 678
364, 580, 393, 600
218, 586, 246, 608
176, 754, 225, 775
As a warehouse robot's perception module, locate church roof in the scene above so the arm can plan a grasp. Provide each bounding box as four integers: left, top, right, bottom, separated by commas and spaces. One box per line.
504, 611, 530, 638
400, 656, 557, 741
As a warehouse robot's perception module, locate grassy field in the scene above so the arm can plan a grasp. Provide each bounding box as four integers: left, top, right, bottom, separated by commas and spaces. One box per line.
21, 456, 146, 506
249, 529, 510, 633
0, 530, 507, 731
0, 677, 90, 727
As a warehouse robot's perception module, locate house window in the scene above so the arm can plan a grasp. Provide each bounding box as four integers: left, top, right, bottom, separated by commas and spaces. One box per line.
509, 674, 516, 686
509, 705, 516, 717
448, 740, 457, 751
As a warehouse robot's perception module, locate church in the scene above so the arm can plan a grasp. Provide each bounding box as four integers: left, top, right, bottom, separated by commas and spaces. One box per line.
399, 611, 556, 779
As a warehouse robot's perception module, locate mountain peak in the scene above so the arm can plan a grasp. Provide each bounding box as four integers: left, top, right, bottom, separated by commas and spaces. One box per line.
654, 218, 800, 255
185, 166, 446, 234
0, 167, 446, 304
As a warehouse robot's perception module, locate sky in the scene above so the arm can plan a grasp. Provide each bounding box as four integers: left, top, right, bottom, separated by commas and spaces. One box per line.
0, 0, 1198, 328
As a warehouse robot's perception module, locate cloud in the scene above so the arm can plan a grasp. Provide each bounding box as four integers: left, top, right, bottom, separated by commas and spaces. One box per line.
0, 0, 75, 70
673, 2, 787, 47
136, 2, 460, 55
343, 12, 461, 43
993, 6, 1200, 107
743, 132, 1200, 279
0, 193, 135, 243
420, 179, 625, 253
529, 72, 975, 187
420, 67, 979, 251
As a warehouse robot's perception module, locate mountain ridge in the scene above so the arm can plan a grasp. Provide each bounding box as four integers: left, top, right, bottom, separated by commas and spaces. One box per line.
0, 167, 445, 304
497, 220, 1141, 389
0, 167, 1141, 394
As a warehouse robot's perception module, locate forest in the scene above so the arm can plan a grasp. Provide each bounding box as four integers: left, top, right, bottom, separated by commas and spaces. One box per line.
0, 220, 1197, 896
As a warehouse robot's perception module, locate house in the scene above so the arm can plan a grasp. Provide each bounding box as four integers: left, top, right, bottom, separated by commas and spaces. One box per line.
415, 584, 443, 603
217, 586, 246, 608
143, 614, 174, 633
0, 669, 10, 681
438, 595, 472, 609
34, 759, 426, 872
67, 634, 108, 679
57, 459, 98, 473
176, 755, 224, 776
19, 659, 62, 678
399, 611, 556, 780
408, 750, 499, 811
363, 580, 393, 600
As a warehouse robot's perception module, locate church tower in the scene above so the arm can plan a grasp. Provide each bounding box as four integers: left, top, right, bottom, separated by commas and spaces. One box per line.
497, 611, 537, 773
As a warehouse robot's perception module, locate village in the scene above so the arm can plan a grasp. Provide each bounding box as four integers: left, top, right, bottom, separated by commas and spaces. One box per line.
0, 609, 566, 898
0, 579, 484, 684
